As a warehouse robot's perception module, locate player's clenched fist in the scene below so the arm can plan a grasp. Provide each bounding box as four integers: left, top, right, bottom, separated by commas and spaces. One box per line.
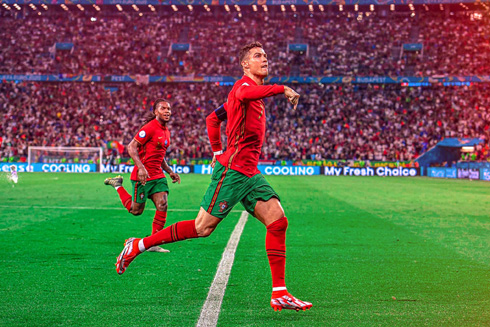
284, 86, 300, 110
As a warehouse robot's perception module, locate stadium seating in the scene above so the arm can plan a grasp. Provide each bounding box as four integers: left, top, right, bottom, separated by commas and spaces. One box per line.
1, 81, 489, 162
0, 11, 489, 76
1, 9, 489, 163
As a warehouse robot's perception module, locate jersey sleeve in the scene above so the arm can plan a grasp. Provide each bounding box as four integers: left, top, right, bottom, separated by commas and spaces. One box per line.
235, 83, 285, 102
133, 123, 153, 145
206, 103, 227, 153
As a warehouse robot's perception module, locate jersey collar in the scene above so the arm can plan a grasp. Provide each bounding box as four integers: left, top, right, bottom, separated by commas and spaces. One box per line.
242, 75, 258, 86
154, 118, 167, 130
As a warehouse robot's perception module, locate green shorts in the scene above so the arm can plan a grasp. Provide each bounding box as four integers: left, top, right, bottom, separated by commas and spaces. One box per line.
200, 161, 280, 219
131, 178, 169, 204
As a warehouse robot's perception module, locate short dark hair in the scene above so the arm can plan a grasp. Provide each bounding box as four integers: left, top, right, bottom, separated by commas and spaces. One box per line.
239, 41, 263, 67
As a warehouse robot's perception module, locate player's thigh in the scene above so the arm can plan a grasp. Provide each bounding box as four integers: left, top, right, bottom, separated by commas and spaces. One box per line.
150, 191, 168, 212
200, 162, 246, 219
147, 178, 170, 199
240, 174, 284, 226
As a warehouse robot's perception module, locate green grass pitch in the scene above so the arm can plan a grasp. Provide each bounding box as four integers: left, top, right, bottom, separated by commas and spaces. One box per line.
0, 172, 489, 326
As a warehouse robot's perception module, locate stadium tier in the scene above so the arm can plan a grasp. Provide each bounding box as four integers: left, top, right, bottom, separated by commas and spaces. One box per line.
1, 11, 489, 76
0, 8, 489, 166
1, 81, 489, 163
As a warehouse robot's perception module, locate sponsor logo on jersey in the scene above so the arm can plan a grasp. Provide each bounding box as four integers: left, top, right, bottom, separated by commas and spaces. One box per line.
139, 130, 146, 138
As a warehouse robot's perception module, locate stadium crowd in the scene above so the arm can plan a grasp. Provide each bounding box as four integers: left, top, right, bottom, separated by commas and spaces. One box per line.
1, 81, 489, 163
0, 10, 489, 76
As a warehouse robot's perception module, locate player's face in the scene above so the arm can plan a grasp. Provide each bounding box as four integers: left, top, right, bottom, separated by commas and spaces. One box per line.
155, 102, 171, 122
244, 47, 269, 77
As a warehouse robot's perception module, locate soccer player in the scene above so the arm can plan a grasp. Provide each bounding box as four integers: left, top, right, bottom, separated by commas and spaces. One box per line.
105, 99, 181, 253
115, 42, 312, 312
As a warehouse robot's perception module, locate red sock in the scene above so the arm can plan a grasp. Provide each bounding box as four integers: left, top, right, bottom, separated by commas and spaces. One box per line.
266, 217, 288, 291
116, 187, 132, 212
152, 211, 167, 234
143, 220, 198, 248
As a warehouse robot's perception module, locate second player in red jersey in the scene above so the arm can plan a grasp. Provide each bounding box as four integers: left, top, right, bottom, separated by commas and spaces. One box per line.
105, 99, 180, 253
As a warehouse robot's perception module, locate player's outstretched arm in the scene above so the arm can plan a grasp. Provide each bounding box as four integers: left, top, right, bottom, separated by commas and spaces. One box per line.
128, 139, 149, 185
236, 84, 285, 102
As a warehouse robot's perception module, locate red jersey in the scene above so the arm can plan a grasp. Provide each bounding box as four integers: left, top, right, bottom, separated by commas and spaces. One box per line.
208, 75, 284, 177
130, 118, 171, 181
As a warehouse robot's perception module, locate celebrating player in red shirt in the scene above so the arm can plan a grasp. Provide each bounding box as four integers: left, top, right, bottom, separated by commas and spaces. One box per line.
105, 99, 180, 253
115, 42, 312, 312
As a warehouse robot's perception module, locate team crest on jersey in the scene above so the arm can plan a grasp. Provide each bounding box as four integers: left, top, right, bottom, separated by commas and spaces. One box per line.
140, 192, 145, 200
218, 201, 229, 213
139, 130, 146, 138
165, 140, 168, 146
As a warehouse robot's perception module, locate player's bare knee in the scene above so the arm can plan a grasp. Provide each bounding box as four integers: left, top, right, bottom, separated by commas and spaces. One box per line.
130, 209, 143, 216
196, 226, 215, 237
274, 207, 285, 220
195, 208, 221, 237
255, 198, 285, 225
156, 202, 167, 212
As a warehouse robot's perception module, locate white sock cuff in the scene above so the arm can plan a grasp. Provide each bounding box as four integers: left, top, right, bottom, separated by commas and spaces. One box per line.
273, 287, 287, 292
115, 186, 121, 190
138, 239, 146, 253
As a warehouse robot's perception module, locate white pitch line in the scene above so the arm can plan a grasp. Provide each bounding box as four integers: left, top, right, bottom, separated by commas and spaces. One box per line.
196, 211, 249, 327
0, 205, 242, 213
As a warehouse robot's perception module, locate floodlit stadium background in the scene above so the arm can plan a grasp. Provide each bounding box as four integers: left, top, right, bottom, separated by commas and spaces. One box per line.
1, 2, 490, 326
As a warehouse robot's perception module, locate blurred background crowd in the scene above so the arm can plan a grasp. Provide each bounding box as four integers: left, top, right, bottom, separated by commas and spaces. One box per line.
0, 8, 489, 164
1, 81, 489, 162
1, 11, 489, 76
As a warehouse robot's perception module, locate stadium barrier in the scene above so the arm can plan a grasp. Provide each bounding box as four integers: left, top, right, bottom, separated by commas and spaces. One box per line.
458, 168, 481, 180
1, 163, 97, 173
323, 166, 420, 177
481, 169, 490, 181
2, 163, 489, 180
100, 163, 193, 174
427, 167, 458, 179
1, 75, 489, 85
